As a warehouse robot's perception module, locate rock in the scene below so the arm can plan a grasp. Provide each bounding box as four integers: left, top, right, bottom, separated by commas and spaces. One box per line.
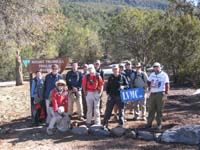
124, 130, 137, 139
161, 125, 200, 145
137, 131, 154, 141
88, 125, 110, 137
72, 125, 88, 136
111, 126, 127, 137
154, 133, 162, 142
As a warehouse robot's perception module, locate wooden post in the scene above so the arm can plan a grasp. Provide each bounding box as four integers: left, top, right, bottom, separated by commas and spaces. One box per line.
30, 73, 33, 119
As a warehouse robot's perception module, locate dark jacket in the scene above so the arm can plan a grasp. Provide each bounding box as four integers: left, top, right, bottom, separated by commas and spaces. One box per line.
96, 68, 104, 80
43, 73, 62, 99
124, 69, 135, 87
66, 70, 83, 90
106, 74, 128, 96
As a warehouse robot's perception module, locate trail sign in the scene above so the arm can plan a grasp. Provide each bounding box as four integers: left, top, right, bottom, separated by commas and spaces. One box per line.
26, 58, 68, 73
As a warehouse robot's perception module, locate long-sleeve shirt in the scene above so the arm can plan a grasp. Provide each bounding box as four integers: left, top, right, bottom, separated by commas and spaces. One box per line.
66, 70, 83, 90
51, 88, 68, 112
106, 74, 128, 96
43, 73, 62, 100
31, 77, 44, 98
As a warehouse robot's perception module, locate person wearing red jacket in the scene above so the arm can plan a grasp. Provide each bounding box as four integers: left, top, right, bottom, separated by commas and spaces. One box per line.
47, 79, 70, 135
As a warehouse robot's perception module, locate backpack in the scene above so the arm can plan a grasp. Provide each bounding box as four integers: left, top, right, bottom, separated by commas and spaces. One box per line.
132, 71, 146, 83
86, 73, 100, 90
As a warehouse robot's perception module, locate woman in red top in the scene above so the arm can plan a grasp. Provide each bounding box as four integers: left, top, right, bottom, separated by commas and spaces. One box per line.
47, 79, 70, 135
82, 64, 104, 126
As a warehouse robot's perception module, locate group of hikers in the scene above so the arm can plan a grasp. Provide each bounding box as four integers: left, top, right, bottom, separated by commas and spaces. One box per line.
31, 60, 169, 135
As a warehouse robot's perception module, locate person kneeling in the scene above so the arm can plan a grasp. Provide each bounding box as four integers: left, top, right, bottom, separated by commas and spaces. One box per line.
47, 79, 70, 135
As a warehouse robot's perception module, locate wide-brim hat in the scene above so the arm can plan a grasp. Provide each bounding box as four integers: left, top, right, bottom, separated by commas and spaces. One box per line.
55, 79, 66, 86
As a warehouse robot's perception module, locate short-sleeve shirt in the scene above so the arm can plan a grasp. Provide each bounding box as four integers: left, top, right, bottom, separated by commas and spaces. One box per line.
148, 71, 169, 93
82, 74, 104, 92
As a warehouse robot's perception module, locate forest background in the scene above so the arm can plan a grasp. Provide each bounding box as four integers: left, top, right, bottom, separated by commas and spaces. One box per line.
0, 0, 200, 87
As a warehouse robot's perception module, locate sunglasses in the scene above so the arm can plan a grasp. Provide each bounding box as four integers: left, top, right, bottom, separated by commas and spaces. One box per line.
153, 66, 159, 68
52, 68, 58, 70
57, 84, 65, 86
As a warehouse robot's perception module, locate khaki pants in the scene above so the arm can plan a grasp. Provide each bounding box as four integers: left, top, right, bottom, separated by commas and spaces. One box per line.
45, 99, 54, 124
48, 112, 70, 131
68, 90, 83, 117
133, 93, 147, 119
147, 92, 165, 125
86, 91, 101, 125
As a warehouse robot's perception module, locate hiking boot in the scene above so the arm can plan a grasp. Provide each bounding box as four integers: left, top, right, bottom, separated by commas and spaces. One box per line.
133, 117, 138, 121
157, 124, 162, 130
78, 116, 85, 121
86, 123, 91, 128
143, 124, 152, 129
46, 128, 54, 135
118, 119, 124, 126
103, 126, 109, 131
141, 117, 147, 121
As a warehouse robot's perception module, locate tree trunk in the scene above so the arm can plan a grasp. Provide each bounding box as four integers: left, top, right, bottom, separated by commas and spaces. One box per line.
16, 50, 23, 86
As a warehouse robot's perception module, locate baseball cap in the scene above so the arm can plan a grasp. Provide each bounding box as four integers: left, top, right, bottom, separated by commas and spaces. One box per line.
153, 62, 161, 67
126, 61, 131, 65
112, 64, 119, 69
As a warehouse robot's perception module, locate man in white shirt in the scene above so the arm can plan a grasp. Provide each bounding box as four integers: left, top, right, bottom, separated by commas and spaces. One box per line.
145, 62, 170, 130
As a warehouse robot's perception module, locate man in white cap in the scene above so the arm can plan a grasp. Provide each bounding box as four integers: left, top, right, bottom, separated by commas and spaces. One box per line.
131, 63, 148, 121
144, 62, 169, 130
103, 64, 128, 129
82, 64, 104, 126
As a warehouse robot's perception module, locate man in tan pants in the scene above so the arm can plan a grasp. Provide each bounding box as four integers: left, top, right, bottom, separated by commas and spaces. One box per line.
66, 62, 84, 120
131, 63, 148, 121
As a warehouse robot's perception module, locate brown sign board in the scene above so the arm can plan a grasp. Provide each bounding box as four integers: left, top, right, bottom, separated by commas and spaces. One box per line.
26, 58, 69, 73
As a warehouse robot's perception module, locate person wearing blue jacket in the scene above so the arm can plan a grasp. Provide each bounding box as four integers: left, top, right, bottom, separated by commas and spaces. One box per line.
66, 62, 84, 120
43, 64, 62, 124
31, 70, 44, 125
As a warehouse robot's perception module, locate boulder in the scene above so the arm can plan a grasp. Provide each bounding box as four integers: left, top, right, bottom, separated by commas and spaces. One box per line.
124, 130, 137, 139
111, 126, 127, 137
137, 131, 154, 141
161, 125, 200, 145
72, 125, 88, 136
88, 125, 110, 137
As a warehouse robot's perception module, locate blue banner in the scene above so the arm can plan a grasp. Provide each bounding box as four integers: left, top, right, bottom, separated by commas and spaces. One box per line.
120, 88, 144, 102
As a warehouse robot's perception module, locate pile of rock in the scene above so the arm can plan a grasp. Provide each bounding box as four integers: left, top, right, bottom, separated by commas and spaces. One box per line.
70, 124, 200, 145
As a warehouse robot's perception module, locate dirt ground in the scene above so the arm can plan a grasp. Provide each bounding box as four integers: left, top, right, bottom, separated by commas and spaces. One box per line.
0, 83, 199, 150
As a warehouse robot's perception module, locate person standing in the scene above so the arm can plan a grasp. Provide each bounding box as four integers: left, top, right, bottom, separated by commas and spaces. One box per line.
145, 62, 169, 130
124, 61, 134, 87
66, 62, 84, 120
103, 65, 128, 129
82, 64, 88, 117
113, 63, 126, 120
131, 63, 148, 121
31, 70, 45, 125
82, 64, 104, 126
94, 60, 104, 114
43, 64, 62, 124
46, 79, 70, 135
